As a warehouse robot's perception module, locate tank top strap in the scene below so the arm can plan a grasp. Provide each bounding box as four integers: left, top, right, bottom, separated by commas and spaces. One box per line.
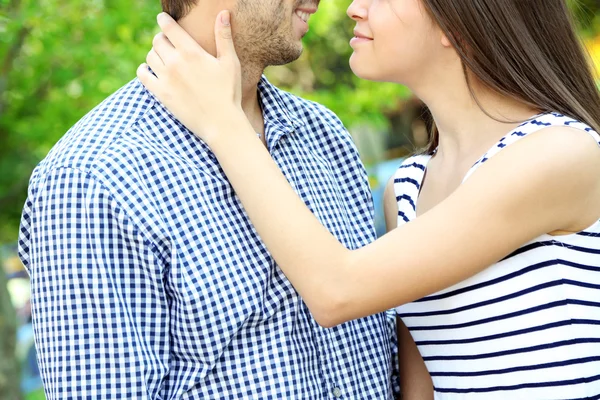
463, 112, 600, 182
393, 154, 431, 225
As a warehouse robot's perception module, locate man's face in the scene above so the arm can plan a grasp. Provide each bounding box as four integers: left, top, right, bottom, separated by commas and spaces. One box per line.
233, 0, 320, 67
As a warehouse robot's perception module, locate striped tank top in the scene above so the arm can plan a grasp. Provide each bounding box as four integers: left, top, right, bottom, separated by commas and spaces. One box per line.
394, 113, 600, 399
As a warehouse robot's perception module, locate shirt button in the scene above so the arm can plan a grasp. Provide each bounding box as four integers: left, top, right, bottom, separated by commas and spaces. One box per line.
332, 387, 342, 398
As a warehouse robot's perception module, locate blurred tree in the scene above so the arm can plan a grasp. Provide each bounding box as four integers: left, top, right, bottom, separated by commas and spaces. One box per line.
572, 0, 600, 35
0, 267, 20, 400
0, 0, 160, 242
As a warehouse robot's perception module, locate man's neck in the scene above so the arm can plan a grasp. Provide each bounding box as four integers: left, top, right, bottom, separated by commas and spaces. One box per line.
240, 64, 266, 136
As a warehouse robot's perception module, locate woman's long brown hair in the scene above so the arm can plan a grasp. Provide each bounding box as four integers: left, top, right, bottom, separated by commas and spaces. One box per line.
421, 0, 600, 154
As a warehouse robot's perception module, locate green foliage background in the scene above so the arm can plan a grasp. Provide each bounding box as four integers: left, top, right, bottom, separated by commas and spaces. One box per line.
1, 0, 599, 243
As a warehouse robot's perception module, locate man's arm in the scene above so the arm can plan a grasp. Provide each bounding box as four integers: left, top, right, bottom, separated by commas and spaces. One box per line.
19, 167, 170, 399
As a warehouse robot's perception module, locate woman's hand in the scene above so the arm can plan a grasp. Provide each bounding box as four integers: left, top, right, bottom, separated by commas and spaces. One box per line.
137, 11, 245, 146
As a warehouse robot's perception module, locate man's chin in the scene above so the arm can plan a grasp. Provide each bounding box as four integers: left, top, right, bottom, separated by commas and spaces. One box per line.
266, 45, 304, 67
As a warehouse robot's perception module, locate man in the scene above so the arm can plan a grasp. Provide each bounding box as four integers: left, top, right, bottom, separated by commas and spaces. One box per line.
18, 0, 398, 398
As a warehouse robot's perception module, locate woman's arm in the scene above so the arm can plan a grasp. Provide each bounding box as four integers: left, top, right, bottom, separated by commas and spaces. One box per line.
205, 119, 600, 327
384, 178, 434, 400
138, 12, 600, 327
397, 318, 434, 400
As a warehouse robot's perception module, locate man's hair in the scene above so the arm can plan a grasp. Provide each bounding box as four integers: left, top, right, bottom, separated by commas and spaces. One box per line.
161, 0, 197, 20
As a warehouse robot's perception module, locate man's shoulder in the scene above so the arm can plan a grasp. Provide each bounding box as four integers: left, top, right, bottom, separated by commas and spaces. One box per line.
34, 79, 162, 180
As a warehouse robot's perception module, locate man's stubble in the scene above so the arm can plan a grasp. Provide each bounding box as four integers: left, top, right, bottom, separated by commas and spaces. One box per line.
234, 0, 304, 71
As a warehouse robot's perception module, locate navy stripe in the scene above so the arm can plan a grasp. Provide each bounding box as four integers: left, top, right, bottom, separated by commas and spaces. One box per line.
504, 240, 600, 260
429, 356, 600, 377
530, 120, 553, 126
398, 162, 426, 171
577, 231, 600, 237
423, 338, 600, 362
415, 259, 598, 303
397, 211, 410, 223
409, 299, 600, 331
393, 177, 421, 189
434, 372, 600, 393
565, 394, 600, 400
501, 240, 558, 260
416, 319, 600, 346
395, 194, 416, 211
399, 279, 600, 318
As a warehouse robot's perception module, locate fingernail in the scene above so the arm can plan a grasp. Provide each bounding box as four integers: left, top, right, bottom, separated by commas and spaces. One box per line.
221, 10, 230, 26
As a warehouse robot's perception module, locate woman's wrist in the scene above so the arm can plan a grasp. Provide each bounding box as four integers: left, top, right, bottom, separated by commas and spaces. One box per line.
193, 107, 244, 147
203, 107, 256, 152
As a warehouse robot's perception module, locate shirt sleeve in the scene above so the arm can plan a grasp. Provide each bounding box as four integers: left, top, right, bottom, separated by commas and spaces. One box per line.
18, 167, 170, 399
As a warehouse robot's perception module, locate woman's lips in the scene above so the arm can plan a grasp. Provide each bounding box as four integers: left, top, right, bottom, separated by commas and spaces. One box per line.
350, 30, 373, 46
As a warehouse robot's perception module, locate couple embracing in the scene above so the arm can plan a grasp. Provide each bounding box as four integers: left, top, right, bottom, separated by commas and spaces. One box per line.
19, 0, 600, 398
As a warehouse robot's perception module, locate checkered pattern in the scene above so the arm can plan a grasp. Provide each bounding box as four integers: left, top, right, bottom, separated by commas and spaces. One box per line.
18, 77, 398, 399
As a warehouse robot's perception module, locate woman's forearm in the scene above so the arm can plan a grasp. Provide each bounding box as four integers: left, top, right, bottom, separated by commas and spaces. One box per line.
210, 116, 355, 326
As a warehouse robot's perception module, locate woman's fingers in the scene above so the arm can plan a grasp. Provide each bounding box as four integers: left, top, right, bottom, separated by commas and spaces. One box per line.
214, 10, 237, 61
146, 48, 166, 77
136, 64, 160, 94
152, 32, 177, 65
157, 12, 206, 56
137, 11, 244, 144
214, 10, 242, 104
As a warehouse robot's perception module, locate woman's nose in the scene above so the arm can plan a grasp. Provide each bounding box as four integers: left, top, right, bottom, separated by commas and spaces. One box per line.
347, 0, 368, 21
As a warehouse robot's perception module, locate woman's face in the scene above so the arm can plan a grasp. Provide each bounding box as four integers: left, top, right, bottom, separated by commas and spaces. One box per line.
347, 0, 449, 86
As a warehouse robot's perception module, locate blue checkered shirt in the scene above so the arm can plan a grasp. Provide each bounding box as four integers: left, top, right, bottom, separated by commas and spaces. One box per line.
18, 77, 398, 399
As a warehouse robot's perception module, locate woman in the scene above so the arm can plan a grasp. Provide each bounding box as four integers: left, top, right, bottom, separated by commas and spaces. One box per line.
137, 0, 600, 398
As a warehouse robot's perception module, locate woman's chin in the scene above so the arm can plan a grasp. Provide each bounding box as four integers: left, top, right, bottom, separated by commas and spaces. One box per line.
349, 56, 403, 84
350, 53, 384, 81
349, 56, 377, 81
349, 64, 379, 82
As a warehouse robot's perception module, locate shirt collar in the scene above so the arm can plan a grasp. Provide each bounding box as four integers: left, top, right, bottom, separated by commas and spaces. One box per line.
258, 75, 305, 140
142, 75, 306, 149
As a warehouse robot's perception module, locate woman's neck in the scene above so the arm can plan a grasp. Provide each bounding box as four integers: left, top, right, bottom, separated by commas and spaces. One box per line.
415, 73, 540, 161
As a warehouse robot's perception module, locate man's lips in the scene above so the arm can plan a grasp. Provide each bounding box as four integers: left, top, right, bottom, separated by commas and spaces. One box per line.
295, 7, 317, 23
294, 5, 317, 22
296, 6, 317, 13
